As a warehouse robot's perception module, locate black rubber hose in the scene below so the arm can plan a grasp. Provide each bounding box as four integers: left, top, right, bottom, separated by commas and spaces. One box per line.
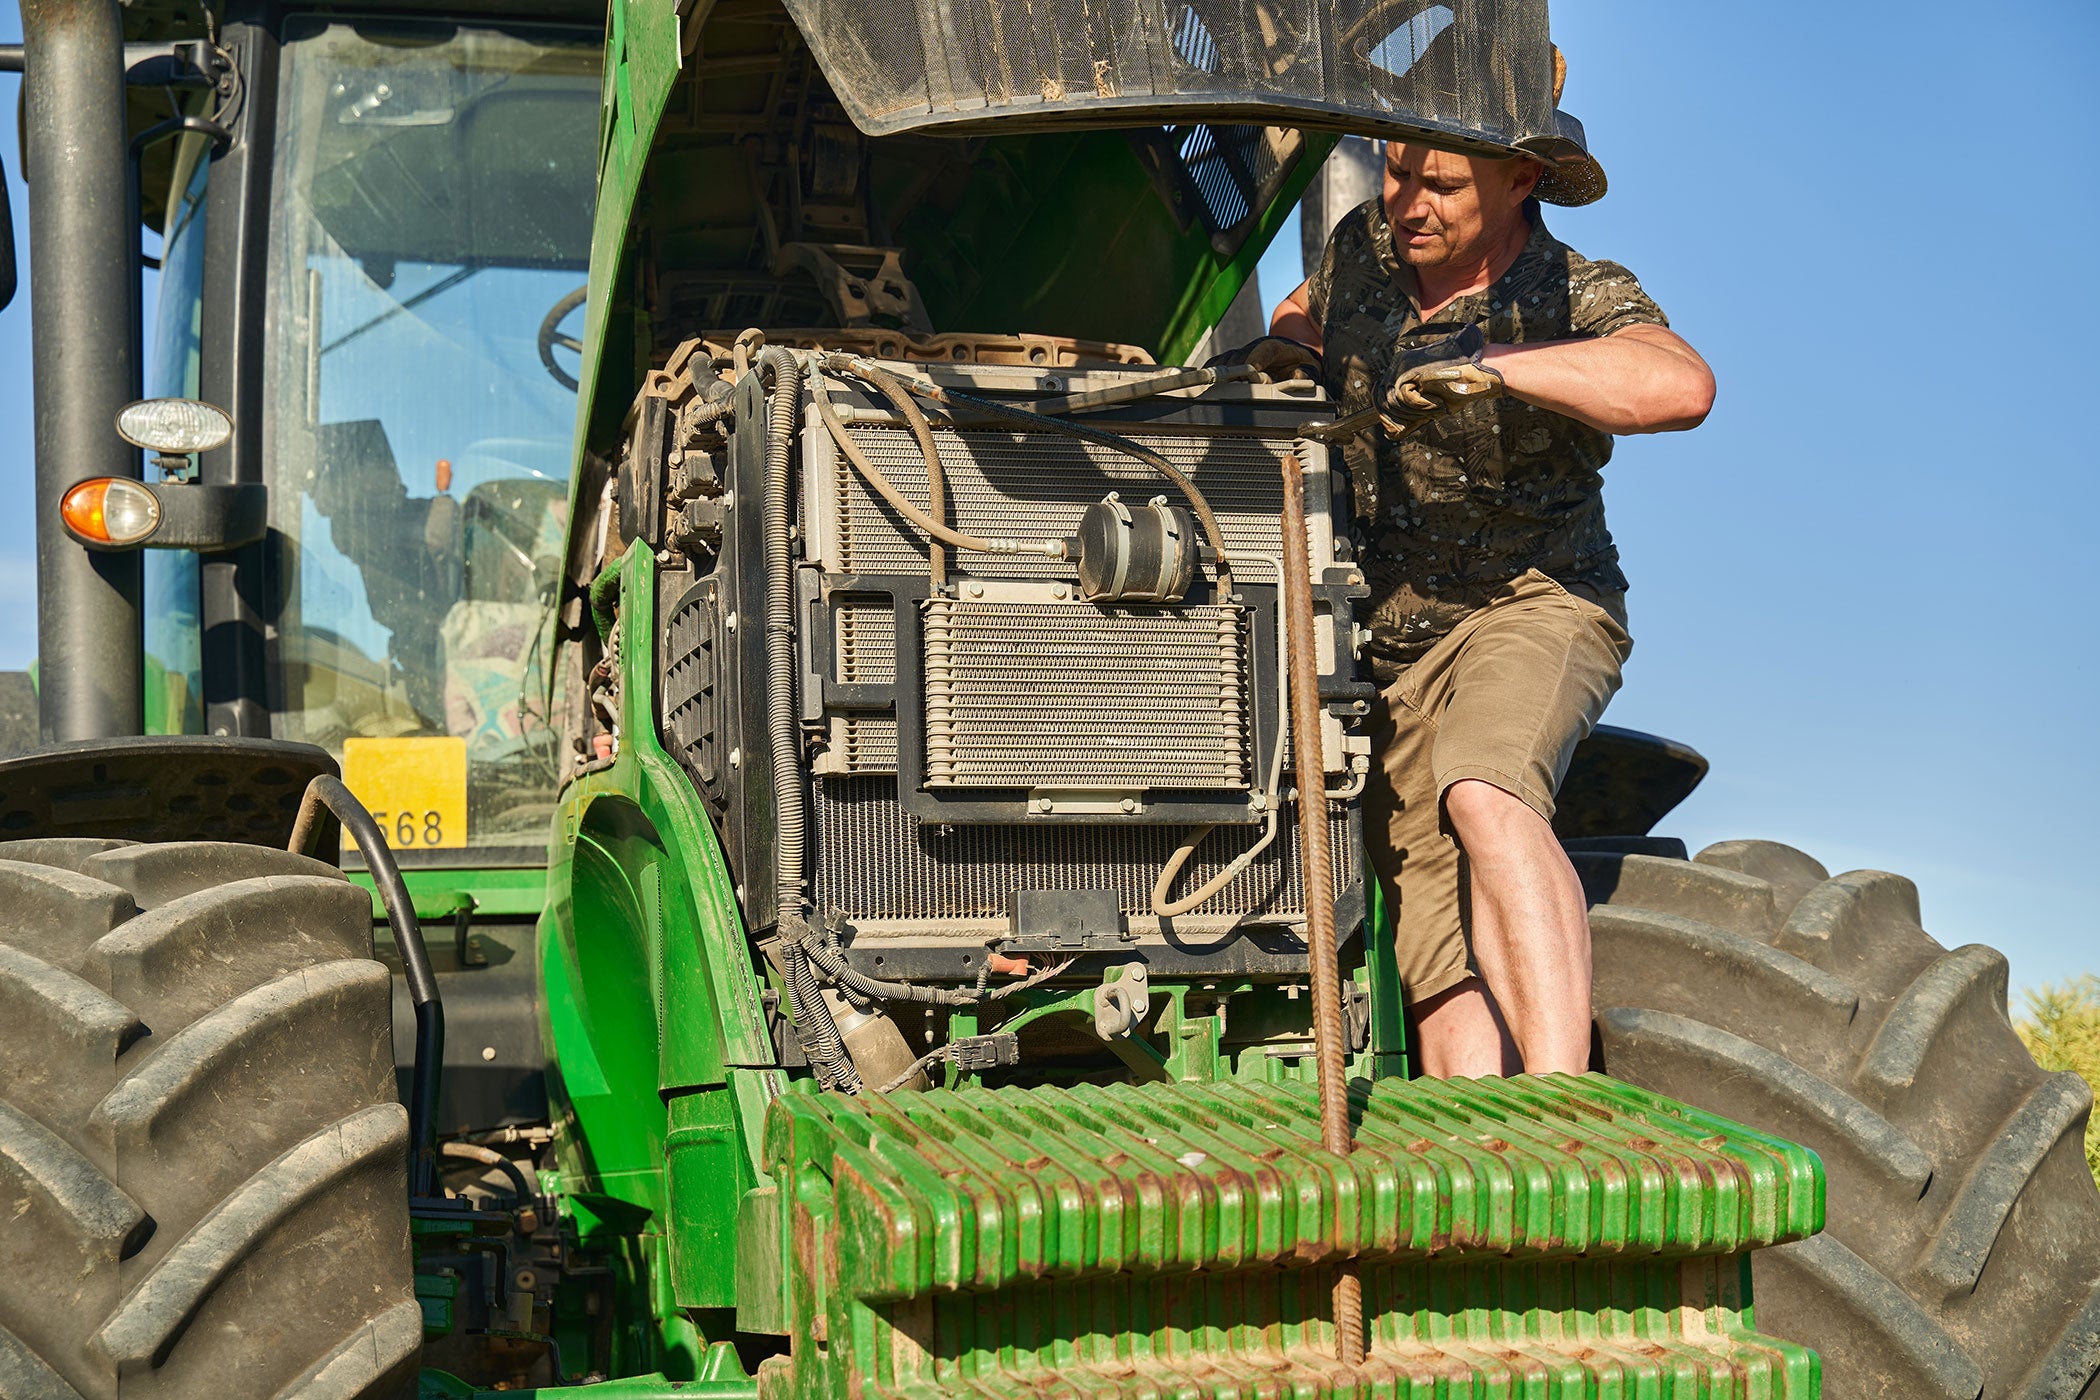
786, 940, 859, 1092
440, 1140, 537, 1206
797, 929, 1070, 1006
754, 346, 860, 1094
289, 775, 444, 1198
756, 346, 808, 925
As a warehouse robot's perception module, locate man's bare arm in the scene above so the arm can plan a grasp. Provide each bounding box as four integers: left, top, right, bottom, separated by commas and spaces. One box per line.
1269, 279, 1323, 351
1481, 324, 1715, 434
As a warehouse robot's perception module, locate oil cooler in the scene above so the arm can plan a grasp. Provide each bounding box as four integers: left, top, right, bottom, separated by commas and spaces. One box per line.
660, 350, 1371, 980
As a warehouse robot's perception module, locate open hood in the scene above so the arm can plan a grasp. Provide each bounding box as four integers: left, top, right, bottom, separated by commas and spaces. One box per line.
780, 0, 1577, 162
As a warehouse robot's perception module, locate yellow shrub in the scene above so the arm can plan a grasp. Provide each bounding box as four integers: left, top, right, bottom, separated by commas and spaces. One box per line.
2015, 975, 2100, 1187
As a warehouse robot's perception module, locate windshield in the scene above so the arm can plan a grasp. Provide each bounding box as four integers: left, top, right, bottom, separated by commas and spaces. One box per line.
262, 18, 600, 864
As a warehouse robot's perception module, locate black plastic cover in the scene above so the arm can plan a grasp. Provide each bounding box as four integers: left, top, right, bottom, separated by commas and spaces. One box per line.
781, 0, 1565, 158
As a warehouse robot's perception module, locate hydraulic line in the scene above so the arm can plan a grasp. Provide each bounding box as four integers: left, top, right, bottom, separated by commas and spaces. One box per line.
797, 924, 1072, 1007
812, 372, 1068, 563
439, 1140, 537, 1205
755, 346, 860, 1094
824, 356, 954, 585
1152, 555, 1290, 918
839, 356, 1235, 594
288, 776, 444, 1197
1282, 452, 1363, 1365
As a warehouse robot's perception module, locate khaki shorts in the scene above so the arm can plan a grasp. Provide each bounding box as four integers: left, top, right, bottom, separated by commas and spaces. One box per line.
1362, 569, 1633, 1006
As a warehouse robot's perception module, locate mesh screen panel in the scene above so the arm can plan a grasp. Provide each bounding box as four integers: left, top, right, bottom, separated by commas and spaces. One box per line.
780, 0, 1557, 151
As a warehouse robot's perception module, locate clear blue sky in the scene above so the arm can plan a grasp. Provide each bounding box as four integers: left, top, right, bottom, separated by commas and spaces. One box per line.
0, 2, 2093, 996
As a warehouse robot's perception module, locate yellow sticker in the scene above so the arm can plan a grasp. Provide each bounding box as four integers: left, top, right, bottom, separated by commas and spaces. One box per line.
342, 737, 468, 851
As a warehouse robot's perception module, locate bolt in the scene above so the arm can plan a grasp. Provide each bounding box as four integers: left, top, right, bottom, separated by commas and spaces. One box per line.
725, 611, 737, 630
965, 582, 983, 598
1348, 572, 1364, 585
1050, 583, 1068, 600
669, 449, 685, 466
516, 1269, 539, 1291
1120, 797, 1137, 812
729, 747, 741, 768
481, 1046, 497, 1061
1035, 797, 1054, 813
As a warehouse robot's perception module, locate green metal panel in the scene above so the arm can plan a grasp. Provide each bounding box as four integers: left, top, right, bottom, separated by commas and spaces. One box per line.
571, 0, 686, 459
539, 543, 784, 1360
352, 866, 552, 922
751, 1074, 1823, 1398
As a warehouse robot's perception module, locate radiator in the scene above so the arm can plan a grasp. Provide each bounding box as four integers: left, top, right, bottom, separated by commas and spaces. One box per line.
920, 596, 1250, 791
811, 776, 1354, 934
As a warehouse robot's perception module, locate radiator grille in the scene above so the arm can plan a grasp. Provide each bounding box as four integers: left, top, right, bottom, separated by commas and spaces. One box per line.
829, 597, 900, 775
829, 425, 1300, 580
812, 776, 1352, 923
922, 600, 1249, 790
834, 600, 895, 683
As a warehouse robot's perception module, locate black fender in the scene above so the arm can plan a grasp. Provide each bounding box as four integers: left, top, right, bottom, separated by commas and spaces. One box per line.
1553, 724, 1709, 839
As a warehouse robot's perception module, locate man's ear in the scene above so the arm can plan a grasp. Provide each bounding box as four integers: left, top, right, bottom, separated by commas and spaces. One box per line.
1509, 157, 1545, 207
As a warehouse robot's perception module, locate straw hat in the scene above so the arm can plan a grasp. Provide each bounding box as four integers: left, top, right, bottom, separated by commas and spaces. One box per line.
1528, 46, 1608, 207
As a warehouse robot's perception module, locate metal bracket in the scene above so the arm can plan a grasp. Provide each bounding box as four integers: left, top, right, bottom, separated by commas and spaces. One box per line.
772, 243, 933, 333
1093, 963, 1151, 1041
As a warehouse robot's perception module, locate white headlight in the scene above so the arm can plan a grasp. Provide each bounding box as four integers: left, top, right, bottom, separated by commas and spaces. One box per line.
114, 398, 234, 455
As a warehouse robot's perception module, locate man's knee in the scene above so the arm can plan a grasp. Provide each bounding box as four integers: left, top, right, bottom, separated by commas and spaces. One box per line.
1443, 776, 1548, 842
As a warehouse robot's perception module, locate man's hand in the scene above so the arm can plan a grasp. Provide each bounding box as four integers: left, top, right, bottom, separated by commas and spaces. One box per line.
1376, 324, 1505, 433
1205, 335, 1324, 381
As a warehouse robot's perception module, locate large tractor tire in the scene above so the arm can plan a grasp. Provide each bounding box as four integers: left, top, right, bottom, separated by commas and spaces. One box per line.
0, 839, 418, 1399
1578, 837, 2100, 1399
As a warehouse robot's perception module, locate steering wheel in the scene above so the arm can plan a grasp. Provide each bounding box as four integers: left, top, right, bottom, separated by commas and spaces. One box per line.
537, 286, 588, 391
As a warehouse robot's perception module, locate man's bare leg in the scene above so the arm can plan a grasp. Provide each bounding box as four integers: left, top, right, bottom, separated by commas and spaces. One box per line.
1411, 977, 1519, 1078
1442, 778, 1593, 1073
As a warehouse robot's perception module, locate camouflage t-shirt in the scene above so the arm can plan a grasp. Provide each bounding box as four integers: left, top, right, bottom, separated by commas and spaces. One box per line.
1305, 198, 1668, 679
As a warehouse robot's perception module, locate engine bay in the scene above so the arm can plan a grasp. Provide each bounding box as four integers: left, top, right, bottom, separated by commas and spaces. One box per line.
594, 330, 1377, 1087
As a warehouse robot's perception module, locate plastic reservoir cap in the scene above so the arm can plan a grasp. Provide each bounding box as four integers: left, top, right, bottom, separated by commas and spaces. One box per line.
61, 477, 162, 547
114, 397, 234, 455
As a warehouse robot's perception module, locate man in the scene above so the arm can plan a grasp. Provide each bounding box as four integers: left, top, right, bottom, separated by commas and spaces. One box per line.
1258, 135, 1715, 1078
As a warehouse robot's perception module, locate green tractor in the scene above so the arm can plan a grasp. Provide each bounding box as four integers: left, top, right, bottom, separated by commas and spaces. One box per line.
1, 0, 2094, 1396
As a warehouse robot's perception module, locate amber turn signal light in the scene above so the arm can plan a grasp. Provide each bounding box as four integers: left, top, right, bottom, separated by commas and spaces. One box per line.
61, 477, 162, 548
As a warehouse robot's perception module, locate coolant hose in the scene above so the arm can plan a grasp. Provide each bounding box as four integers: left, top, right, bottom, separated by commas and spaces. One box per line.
831, 356, 953, 586
813, 365, 1067, 563
756, 346, 860, 1093
1153, 556, 1292, 918
854, 360, 1235, 594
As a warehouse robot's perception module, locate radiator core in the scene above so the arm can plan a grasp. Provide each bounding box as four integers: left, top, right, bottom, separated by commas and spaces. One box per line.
921, 597, 1250, 791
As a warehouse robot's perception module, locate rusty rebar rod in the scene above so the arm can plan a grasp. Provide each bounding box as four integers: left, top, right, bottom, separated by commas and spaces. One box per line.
1280, 452, 1365, 1365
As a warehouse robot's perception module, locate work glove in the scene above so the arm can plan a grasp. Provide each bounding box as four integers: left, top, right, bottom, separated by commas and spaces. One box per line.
1375, 323, 1504, 433
1204, 335, 1324, 382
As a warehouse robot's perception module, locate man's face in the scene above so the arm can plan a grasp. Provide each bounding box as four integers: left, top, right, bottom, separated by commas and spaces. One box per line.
1382, 143, 1541, 268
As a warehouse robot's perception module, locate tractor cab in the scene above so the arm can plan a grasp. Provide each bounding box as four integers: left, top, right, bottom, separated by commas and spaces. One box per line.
136, 13, 601, 865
